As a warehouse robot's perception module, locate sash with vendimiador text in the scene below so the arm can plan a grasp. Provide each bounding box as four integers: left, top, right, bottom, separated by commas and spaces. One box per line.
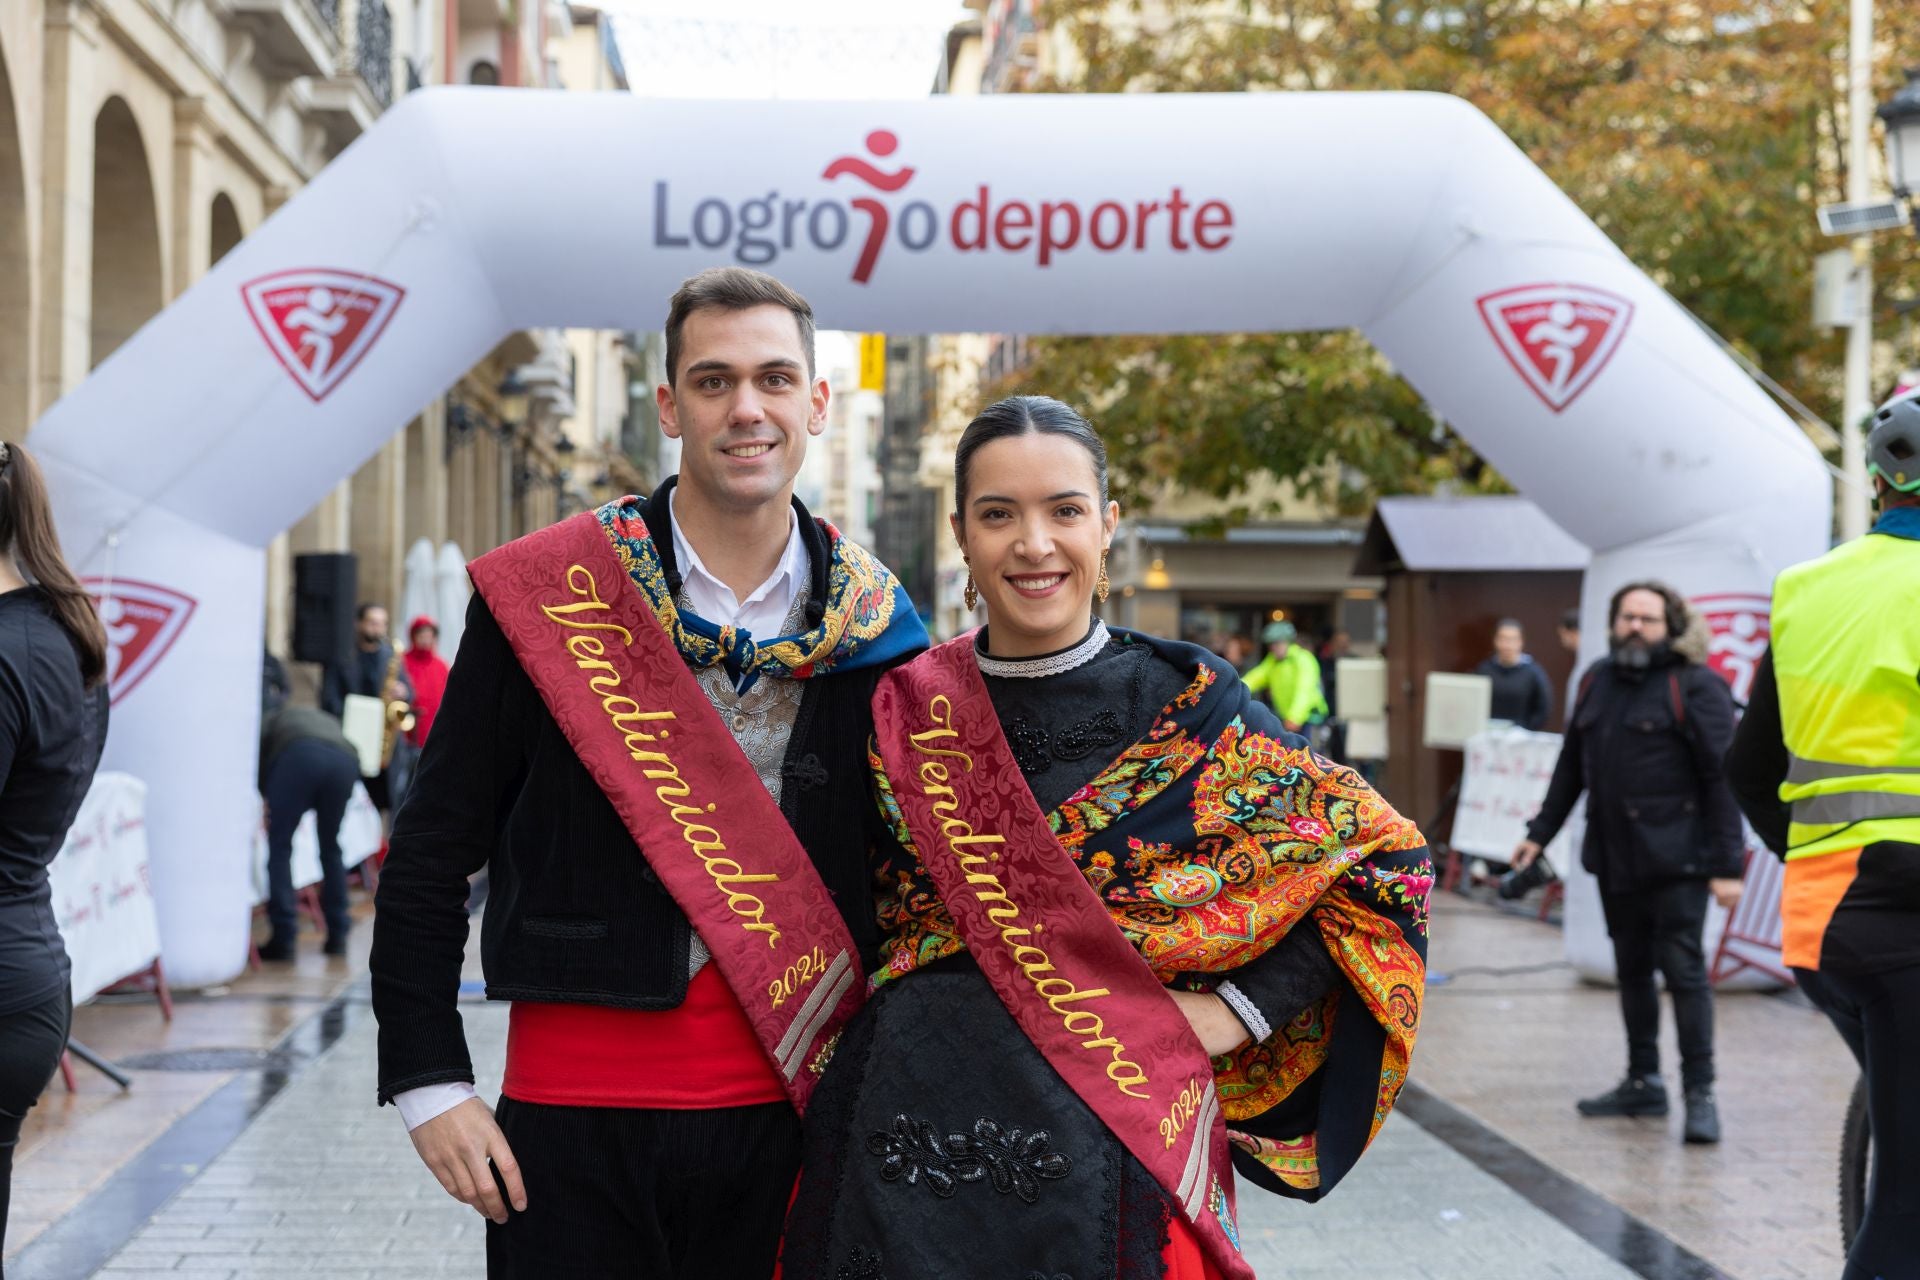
468, 512, 863, 1113
871, 634, 1252, 1279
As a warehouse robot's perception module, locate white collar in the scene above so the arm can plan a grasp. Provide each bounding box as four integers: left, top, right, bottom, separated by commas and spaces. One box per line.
667, 489, 809, 628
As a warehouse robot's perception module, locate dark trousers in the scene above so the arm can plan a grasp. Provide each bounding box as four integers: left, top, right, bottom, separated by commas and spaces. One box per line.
1601, 879, 1714, 1088
0, 987, 71, 1263
486, 1096, 801, 1279
1797, 962, 1920, 1280
263, 739, 359, 942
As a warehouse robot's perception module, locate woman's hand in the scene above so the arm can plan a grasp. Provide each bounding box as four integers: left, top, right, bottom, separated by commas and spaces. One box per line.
1168, 989, 1250, 1058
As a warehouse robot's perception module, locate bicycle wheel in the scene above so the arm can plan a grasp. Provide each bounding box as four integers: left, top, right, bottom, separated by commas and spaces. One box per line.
1839, 1073, 1872, 1253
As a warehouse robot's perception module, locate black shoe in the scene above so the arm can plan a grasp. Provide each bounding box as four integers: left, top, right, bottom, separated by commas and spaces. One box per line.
323, 933, 349, 957
258, 935, 297, 962
1577, 1073, 1669, 1117
1683, 1086, 1721, 1144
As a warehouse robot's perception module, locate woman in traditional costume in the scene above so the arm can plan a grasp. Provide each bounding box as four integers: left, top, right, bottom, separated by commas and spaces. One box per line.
781, 397, 1431, 1280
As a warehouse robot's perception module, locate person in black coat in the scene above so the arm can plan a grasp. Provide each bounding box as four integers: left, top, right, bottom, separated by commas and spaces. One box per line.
1511, 582, 1745, 1144
1473, 618, 1553, 730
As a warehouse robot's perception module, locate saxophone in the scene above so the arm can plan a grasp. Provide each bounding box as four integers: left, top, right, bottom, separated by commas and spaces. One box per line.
380, 649, 416, 769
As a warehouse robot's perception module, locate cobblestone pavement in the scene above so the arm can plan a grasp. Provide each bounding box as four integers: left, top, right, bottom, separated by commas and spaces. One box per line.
1414, 897, 1853, 1280
10, 891, 1854, 1278
79, 993, 1644, 1280
89, 990, 494, 1280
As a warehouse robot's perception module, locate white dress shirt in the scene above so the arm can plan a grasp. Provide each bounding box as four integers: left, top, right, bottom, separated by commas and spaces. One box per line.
668, 491, 809, 638
393, 494, 809, 1132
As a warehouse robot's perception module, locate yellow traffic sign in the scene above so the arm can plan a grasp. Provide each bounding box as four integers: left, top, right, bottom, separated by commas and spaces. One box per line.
859, 333, 886, 392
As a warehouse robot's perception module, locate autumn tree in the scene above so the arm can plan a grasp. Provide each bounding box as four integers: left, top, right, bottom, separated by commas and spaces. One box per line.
996, 0, 1920, 516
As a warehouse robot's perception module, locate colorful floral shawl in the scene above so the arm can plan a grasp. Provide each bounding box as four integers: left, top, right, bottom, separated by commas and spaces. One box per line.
868, 634, 1430, 1200
596, 493, 927, 692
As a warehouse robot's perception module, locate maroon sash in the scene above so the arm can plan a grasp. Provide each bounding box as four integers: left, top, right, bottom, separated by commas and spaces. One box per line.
871, 635, 1252, 1278
469, 513, 862, 1113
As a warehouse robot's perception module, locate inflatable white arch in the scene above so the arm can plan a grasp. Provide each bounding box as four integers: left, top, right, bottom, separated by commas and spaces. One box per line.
29, 90, 1828, 987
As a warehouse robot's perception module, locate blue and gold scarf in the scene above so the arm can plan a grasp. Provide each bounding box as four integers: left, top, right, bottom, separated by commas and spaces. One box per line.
596, 495, 927, 693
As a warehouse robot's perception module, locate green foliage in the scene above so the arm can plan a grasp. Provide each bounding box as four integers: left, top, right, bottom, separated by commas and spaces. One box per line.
1000, 331, 1499, 517
995, 0, 1920, 517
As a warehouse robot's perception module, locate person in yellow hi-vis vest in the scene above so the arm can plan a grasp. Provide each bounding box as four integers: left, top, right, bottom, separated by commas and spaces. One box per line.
1729, 390, 1920, 1280
1242, 620, 1328, 734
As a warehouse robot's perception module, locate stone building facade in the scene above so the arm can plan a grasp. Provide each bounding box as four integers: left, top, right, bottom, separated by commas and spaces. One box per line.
0, 1, 650, 691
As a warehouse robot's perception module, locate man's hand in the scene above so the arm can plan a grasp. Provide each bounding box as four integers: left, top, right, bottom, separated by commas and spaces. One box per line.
1710, 877, 1744, 911
1282, 720, 1304, 736
407, 1097, 526, 1224
1511, 839, 1543, 870
1169, 989, 1250, 1058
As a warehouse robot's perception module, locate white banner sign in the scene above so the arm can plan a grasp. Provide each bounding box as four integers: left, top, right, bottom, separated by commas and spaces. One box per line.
48, 772, 163, 1005
1452, 727, 1576, 874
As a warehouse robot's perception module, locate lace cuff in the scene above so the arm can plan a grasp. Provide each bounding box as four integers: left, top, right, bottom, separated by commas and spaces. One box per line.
1216, 980, 1273, 1045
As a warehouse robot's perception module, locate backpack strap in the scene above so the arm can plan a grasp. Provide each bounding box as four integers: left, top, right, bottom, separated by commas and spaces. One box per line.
1571, 665, 1600, 718
1669, 671, 1685, 727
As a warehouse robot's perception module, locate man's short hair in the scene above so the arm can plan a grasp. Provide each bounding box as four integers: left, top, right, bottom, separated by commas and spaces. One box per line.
1560, 607, 1580, 631
356, 602, 383, 621
664, 267, 816, 387
1495, 617, 1524, 635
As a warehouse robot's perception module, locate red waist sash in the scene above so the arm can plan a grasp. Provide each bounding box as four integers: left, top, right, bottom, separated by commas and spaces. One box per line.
870, 634, 1251, 1279
469, 513, 862, 1113
504, 966, 788, 1110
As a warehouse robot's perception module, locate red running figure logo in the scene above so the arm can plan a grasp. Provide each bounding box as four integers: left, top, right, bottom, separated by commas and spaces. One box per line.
81, 578, 198, 707
1476, 284, 1634, 413
823, 130, 918, 284
1691, 593, 1771, 706
242, 269, 406, 403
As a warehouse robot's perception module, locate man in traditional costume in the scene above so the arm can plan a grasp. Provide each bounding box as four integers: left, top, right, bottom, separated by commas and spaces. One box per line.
370, 267, 926, 1277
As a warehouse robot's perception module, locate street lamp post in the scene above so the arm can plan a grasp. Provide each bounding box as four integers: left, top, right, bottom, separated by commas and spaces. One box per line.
1880, 69, 1920, 218
496, 372, 531, 431
1839, 0, 1875, 542
1888, 71, 1920, 400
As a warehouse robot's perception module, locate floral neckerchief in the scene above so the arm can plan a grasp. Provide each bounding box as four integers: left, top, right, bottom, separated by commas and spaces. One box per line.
597, 495, 927, 693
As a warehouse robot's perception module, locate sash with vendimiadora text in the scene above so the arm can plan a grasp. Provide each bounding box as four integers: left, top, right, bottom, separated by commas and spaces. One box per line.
871, 634, 1252, 1279
469, 512, 863, 1113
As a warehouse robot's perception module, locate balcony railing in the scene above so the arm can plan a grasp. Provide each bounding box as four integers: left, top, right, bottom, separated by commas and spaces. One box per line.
309, 0, 341, 28
355, 0, 393, 108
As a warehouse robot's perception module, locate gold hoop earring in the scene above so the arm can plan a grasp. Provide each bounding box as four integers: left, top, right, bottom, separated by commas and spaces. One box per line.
1096, 550, 1110, 604
964, 573, 979, 612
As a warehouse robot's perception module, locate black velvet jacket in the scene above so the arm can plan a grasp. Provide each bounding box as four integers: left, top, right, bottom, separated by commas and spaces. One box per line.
371, 489, 908, 1104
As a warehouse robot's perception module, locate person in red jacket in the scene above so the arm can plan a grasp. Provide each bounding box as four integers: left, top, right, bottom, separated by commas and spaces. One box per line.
401, 616, 450, 747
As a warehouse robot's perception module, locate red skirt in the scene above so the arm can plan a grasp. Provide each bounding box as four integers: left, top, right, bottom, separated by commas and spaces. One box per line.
1162, 1214, 1229, 1279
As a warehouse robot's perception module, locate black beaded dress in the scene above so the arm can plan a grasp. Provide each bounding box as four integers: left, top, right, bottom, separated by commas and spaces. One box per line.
781, 623, 1364, 1280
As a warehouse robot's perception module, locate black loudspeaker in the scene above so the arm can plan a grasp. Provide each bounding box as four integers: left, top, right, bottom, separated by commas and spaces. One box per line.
292, 552, 358, 666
